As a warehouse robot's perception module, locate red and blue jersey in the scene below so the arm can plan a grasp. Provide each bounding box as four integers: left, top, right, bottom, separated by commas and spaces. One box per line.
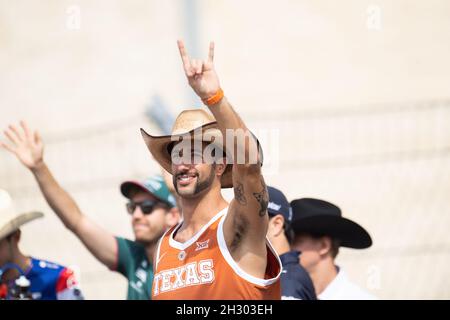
23, 257, 83, 300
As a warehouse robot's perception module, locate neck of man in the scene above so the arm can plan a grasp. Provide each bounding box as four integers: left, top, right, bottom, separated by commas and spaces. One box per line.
271, 235, 291, 257
2, 247, 30, 282
308, 257, 338, 297
178, 184, 228, 237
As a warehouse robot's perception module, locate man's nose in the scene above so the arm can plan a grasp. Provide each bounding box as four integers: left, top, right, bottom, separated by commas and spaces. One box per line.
132, 206, 144, 218
174, 162, 192, 172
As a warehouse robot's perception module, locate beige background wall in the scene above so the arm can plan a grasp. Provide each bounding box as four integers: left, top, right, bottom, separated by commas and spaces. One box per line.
1, 0, 449, 299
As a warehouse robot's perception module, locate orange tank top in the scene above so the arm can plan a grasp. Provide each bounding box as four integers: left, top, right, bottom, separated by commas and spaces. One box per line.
152, 207, 281, 300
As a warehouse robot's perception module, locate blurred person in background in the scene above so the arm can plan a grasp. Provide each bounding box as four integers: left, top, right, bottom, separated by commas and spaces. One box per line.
290, 198, 376, 300
0, 189, 83, 300
0, 121, 181, 299
266, 186, 316, 300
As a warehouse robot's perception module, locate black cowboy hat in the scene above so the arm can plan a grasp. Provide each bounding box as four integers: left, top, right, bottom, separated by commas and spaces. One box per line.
290, 198, 372, 249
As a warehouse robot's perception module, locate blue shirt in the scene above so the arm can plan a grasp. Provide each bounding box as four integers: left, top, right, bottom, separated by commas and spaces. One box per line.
280, 251, 317, 300
24, 257, 83, 300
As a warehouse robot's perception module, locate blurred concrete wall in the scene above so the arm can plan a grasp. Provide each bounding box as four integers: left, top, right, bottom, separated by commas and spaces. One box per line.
0, 0, 449, 299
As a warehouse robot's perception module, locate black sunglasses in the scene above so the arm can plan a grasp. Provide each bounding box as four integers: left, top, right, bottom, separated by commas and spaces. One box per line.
126, 200, 167, 215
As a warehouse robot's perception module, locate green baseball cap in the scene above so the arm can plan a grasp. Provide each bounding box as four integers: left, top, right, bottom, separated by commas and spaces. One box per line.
120, 175, 176, 208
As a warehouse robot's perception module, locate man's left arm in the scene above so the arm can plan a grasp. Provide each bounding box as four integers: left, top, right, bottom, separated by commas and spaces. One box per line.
177, 41, 268, 267
207, 96, 269, 250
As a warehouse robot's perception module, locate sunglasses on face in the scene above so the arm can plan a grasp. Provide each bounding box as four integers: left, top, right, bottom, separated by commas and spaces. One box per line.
126, 200, 167, 215
171, 148, 205, 164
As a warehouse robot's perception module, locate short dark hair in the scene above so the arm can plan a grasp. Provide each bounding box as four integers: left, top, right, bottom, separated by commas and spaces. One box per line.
329, 238, 340, 258
284, 223, 295, 245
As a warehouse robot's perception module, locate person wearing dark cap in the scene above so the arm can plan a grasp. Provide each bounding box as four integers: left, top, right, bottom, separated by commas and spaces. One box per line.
266, 187, 316, 300
118, 176, 180, 299
290, 198, 376, 300
0, 121, 181, 299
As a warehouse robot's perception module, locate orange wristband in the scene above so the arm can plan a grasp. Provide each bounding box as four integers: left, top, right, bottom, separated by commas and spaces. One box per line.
202, 88, 224, 106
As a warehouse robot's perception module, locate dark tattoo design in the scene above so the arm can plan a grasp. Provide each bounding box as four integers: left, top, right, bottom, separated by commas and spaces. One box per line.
253, 178, 268, 217
234, 182, 247, 205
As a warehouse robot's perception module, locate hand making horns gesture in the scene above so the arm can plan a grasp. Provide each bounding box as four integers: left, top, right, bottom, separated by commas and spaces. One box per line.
177, 40, 221, 101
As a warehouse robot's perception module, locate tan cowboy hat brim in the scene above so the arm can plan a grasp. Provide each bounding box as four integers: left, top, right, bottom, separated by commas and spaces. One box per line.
0, 211, 44, 240
140, 122, 234, 188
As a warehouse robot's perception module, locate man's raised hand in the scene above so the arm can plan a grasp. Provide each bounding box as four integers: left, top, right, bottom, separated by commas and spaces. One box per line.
0, 121, 44, 170
177, 40, 221, 100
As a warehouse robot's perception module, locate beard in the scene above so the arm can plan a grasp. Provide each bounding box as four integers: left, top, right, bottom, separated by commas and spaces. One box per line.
173, 164, 216, 198
134, 228, 164, 246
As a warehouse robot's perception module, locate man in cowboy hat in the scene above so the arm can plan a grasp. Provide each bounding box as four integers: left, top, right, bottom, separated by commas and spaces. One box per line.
265, 186, 316, 300
142, 41, 281, 300
0, 121, 181, 299
290, 198, 376, 300
0, 189, 83, 300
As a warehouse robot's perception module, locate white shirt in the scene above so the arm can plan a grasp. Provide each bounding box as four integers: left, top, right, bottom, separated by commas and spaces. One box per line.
318, 267, 377, 300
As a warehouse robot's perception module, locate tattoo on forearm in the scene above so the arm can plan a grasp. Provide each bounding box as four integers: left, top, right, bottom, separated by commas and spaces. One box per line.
253, 178, 268, 217
234, 182, 247, 205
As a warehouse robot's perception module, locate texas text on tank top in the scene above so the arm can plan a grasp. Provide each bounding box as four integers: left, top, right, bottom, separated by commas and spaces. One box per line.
152, 207, 282, 300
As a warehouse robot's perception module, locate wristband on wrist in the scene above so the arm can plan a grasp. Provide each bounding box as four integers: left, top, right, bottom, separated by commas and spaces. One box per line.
202, 88, 224, 106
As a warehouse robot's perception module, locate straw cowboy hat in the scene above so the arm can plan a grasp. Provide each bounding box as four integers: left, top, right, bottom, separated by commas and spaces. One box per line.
0, 189, 43, 241
140, 109, 234, 188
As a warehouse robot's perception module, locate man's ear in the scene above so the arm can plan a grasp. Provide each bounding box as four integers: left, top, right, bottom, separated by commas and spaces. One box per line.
318, 236, 333, 257
214, 162, 227, 177
268, 215, 284, 237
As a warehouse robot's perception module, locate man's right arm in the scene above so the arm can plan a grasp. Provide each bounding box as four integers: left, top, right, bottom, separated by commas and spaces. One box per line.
1, 121, 118, 270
